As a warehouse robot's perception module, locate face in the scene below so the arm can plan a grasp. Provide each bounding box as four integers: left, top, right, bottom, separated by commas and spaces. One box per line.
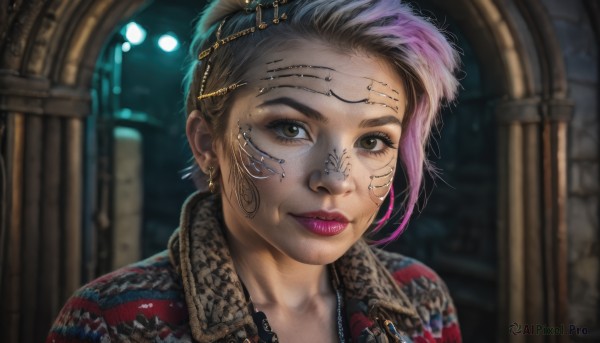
215, 40, 406, 265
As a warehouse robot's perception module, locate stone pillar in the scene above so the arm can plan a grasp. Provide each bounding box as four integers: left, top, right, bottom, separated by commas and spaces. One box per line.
543, 99, 573, 343
496, 99, 544, 343
112, 127, 142, 269
0, 73, 89, 343
496, 98, 572, 343
538, 0, 600, 338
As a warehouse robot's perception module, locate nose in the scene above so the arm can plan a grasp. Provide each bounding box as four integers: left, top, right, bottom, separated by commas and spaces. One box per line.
308, 148, 355, 195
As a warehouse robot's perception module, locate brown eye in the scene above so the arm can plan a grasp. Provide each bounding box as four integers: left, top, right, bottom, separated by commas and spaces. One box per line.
282, 124, 300, 137
266, 119, 310, 142
356, 132, 397, 156
360, 137, 378, 150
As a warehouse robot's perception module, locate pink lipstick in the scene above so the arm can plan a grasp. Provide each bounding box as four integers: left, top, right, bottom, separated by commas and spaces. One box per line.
291, 211, 349, 236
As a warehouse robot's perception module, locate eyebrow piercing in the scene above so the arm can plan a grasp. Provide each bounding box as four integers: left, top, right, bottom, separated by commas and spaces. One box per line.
261, 73, 326, 81
265, 64, 335, 73
324, 148, 351, 180
367, 79, 400, 95
365, 80, 400, 111
259, 84, 331, 96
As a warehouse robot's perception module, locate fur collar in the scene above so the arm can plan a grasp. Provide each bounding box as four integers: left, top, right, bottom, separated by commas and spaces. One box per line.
168, 192, 420, 342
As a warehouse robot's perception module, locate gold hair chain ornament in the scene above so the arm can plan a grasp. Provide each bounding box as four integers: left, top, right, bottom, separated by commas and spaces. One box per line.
197, 0, 291, 101
198, 81, 248, 100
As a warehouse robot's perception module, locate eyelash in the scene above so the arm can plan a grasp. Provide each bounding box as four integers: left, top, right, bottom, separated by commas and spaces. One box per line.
265, 118, 397, 155
360, 132, 397, 156
265, 118, 310, 144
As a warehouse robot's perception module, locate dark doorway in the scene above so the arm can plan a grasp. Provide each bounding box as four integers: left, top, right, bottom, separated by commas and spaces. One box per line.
90, 0, 206, 276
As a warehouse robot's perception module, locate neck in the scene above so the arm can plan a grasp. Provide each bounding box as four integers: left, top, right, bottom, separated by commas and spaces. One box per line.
226, 229, 333, 311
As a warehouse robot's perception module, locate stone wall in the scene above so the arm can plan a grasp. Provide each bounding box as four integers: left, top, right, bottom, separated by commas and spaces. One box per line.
541, 0, 599, 332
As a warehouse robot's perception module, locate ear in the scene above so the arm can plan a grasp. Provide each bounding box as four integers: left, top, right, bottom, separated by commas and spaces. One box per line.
186, 110, 219, 174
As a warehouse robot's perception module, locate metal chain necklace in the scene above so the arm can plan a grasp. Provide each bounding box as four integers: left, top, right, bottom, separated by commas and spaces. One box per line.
334, 285, 347, 343
249, 286, 346, 343
243, 265, 347, 343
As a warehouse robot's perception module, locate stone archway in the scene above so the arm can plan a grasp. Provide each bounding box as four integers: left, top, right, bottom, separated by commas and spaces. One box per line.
0, 1, 146, 341
421, 0, 572, 342
0, 1, 572, 342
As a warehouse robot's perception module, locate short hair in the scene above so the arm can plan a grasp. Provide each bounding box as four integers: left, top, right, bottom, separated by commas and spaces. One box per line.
183, 0, 460, 243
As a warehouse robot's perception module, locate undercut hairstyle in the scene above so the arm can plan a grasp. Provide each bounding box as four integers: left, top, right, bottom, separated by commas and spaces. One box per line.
183, 0, 460, 243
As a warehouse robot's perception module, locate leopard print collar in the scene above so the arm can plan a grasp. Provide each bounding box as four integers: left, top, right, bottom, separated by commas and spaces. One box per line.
168, 191, 419, 342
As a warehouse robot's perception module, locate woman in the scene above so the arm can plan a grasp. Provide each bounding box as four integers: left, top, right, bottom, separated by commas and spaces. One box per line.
47, 0, 461, 342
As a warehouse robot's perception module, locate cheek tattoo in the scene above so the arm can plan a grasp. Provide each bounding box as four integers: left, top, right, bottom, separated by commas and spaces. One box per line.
229, 152, 261, 218
368, 158, 396, 206
324, 148, 351, 180
237, 122, 286, 180
229, 121, 287, 218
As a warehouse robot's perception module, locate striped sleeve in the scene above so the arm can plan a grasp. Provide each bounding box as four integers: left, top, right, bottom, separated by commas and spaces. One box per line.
376, 249, 462, 343
45, 287, 110, 343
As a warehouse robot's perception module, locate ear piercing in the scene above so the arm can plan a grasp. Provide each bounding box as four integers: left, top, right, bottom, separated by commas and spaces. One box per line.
207, 166, 218, 193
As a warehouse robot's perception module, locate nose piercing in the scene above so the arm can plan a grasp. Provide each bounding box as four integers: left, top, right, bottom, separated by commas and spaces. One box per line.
324, 148, 351, 180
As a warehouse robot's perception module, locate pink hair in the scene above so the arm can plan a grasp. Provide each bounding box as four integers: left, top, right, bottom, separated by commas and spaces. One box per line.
299, 0, 460, 243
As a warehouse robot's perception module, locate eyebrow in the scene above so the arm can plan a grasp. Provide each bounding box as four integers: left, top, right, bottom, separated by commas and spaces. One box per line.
257, 97, 328, 123
359, 115, 402, 128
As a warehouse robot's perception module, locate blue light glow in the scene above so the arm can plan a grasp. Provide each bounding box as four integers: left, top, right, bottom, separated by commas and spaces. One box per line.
124, 22, 146, 45
158, 34, 179, 53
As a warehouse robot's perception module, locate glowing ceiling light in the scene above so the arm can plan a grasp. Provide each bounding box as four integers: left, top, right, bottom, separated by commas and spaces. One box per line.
121, 42, 131, 52
158, 34, 179, 53
124, 22, 146, 45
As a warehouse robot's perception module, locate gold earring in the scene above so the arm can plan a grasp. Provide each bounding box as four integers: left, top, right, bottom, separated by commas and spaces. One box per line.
207, 166, 217, 193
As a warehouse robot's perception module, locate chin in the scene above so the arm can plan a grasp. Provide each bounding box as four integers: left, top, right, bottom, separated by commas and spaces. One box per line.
281, 240, 351, 265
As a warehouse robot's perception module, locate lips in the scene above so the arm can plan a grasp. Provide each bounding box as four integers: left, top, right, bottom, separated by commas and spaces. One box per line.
291, 211, 349, 236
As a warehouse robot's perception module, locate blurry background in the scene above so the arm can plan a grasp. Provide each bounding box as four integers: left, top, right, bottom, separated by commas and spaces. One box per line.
91, 0, 204, 274
93, 1, 499, 340
0, 0, 598, 342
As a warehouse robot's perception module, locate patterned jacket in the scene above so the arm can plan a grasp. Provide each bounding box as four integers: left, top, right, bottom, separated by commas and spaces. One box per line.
46, 192, 461, 342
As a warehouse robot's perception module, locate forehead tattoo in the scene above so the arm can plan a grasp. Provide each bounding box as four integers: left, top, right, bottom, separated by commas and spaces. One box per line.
258, 59, 401, 112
